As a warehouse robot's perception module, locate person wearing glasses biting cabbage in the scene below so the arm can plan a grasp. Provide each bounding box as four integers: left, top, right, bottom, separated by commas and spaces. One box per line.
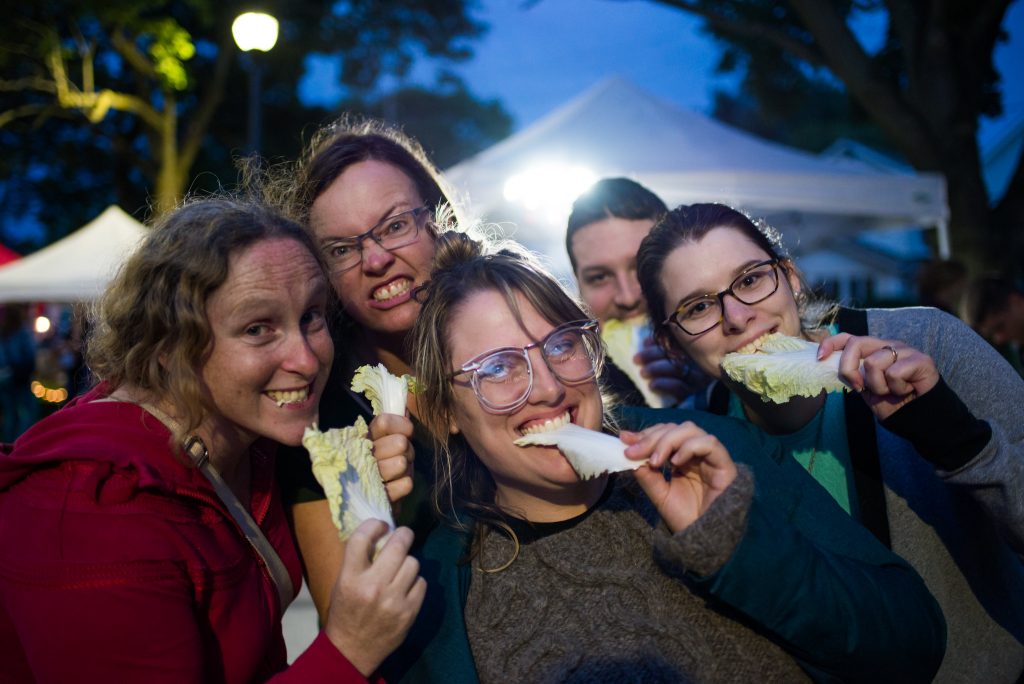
378, 230, 945, 683
636, 202, 1024, 681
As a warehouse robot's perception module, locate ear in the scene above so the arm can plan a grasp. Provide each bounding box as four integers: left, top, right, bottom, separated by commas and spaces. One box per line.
448, 413, 461, 435
781, 259, 802, 297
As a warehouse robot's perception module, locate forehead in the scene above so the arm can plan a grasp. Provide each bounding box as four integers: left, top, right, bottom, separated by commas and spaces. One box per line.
663, 227, 772, 289
571, 217, 654, 270
309, 159, 422, 239
208, 238, 324, 311
448, 289, 556, 361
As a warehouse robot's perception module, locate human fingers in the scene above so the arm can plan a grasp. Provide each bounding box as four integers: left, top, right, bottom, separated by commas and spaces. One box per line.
342, 519, 391, 573
384, 474, 414, 503
369, 413, 414, 441
368, 526, 415, 580
375, 444, 412, 481
627, 421, 708, 468
389, 553, 423, 597
632, 458, 671, 503
622, 422, 676, 464
815, 332, 854, 361
859, 340, 906, 395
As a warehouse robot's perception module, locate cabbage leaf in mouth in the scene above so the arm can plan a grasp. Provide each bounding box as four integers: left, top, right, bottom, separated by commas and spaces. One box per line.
515, 423, 643, 480
601, 316, 670, 408
720, 333, 848, 404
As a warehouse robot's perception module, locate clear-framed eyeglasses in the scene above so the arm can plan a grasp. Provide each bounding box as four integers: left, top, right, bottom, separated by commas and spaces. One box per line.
321, 205, 432, 273
664, 259, 782, 336
450, 320, 604, 413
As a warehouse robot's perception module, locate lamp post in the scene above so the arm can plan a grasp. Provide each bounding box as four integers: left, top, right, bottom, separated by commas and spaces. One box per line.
231, 11, 279, 154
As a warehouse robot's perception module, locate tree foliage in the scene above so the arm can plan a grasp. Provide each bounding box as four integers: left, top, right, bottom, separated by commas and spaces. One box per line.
650, 0, 1023, 272
0, 0, 505, 249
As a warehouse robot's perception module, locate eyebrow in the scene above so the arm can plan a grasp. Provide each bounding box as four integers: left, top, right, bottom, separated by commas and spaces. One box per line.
676, 258, 773, 305
318, 202, 409, 246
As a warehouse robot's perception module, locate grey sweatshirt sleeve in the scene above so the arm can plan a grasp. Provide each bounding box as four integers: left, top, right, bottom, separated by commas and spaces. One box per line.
869, 307, 1024, 556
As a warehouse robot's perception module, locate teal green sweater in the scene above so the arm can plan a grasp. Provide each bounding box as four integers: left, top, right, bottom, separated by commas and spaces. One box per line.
382, 407, 946, 683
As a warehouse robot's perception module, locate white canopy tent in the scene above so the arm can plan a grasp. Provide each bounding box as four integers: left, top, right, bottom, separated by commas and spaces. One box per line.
0, 205, 147, 303
446, 77, 949, 277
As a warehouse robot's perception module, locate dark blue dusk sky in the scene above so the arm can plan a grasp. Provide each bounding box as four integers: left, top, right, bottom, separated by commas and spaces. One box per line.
319, 0, 1024, 152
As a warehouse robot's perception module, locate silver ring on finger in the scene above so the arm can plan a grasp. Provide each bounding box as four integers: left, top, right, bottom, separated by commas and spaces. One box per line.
884, 345, 898, 363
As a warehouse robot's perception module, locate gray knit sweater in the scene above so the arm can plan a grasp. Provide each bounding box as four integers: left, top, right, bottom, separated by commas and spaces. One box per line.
865, 307, 1024, 682
464, 469, 809, 684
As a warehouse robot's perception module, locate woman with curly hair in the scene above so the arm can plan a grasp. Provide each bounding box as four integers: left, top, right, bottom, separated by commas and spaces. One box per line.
0, 198, 424, 682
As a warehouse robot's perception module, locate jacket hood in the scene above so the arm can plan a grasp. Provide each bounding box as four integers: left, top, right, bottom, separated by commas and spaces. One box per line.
0, 386, 205, 494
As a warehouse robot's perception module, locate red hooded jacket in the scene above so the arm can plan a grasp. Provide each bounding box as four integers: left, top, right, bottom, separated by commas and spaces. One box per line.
0, 387, 372, 683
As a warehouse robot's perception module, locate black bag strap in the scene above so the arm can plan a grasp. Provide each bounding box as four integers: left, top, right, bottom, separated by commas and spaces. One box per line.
835, 307, 891, 548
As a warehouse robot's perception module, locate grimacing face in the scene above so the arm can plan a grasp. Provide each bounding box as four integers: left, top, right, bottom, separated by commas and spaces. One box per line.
658, 227, 803, 379
571, 216, 655, 326
446, 288, 605, 521
309, 159, 436, 339
200, 237, 333, 449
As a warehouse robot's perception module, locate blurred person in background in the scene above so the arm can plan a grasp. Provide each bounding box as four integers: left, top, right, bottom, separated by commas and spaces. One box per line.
566, 178, 707, 408
963, 274, 1024, 376
0, 304, 39, 441
916, 258, 969, 315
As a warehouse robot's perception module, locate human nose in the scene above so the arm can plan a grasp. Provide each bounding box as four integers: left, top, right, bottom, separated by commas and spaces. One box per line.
720, 290, 755, 333
360, 236, 396, 274
612, 272, 643, 312
527, 347, 566, 405
282, 331, 322, 377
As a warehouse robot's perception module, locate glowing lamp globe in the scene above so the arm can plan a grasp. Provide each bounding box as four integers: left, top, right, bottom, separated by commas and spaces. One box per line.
232, 12, 279, 52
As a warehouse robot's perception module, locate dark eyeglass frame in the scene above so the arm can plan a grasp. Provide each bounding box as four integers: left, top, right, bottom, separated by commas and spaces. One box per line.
663, 259, 782, 336
450, 319, 604, 414
321, 204, 431, 273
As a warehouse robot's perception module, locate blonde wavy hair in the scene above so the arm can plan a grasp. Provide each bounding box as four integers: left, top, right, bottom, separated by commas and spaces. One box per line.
86, 197, 325, 442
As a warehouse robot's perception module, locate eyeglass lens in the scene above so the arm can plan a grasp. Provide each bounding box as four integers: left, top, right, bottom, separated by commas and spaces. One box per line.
324, 207, 425, 272
473, 326, 599, 410
675, 262, 779, 334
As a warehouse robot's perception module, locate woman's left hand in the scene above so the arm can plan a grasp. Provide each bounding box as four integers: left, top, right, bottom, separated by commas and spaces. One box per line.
368, 413, 415, 504
621, 422, 738, 533
818, 333, 940, 421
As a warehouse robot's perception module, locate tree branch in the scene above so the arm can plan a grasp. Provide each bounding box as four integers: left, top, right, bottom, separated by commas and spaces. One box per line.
648, 0, 827, 66
111, 28, 159, 80
786, 0, 942, 168
0, 77, 57, 94
0, 103, 48, 128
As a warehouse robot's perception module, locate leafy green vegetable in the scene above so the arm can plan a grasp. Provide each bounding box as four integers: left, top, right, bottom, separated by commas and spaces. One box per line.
351, 363, 415, 416
720, 334, 847, 403
514, 424, 643, 480
600, 316, 669, 407
303, 418, 395, 542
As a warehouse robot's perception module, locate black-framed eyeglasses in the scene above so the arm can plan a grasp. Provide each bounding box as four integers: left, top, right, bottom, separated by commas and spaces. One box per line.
450, 320, 604, 414
321, 205, 431, 273
663, 259, 781, 336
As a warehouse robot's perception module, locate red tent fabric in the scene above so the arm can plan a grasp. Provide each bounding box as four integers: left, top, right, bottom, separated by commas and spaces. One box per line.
0, 244, 21, 266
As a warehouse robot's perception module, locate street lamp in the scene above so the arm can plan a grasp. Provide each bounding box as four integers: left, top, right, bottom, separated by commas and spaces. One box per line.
232, 11, 279, 154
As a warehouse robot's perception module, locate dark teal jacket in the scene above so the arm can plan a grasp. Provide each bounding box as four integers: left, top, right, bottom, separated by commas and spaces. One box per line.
382, 407, 946, 683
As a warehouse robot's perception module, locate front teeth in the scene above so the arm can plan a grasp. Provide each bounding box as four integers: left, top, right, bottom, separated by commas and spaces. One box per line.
520, 411, 570, 436
736, 332, 773, 355
267, 388, 309, 407
373, 279, 411, 301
